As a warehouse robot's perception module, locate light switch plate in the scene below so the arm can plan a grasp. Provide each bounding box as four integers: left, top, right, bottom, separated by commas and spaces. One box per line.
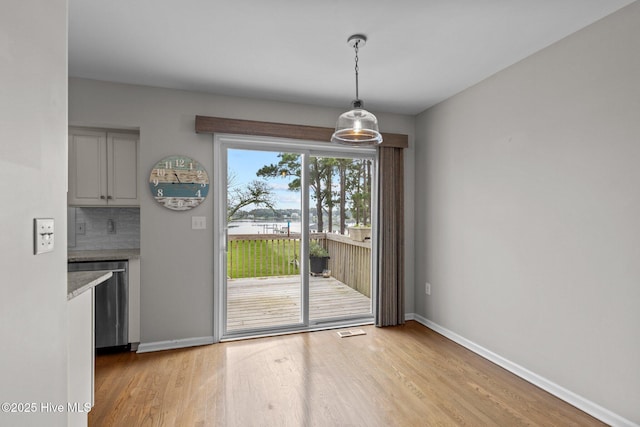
34, 218, 54, 255
192, 216, 206, 230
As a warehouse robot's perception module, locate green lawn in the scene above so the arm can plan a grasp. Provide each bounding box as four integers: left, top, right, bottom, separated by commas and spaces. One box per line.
227, 239, 300, 278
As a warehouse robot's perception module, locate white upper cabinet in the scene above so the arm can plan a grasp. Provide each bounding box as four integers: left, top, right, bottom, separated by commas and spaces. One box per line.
107, 132, 139, 205
68, 128, 139, 206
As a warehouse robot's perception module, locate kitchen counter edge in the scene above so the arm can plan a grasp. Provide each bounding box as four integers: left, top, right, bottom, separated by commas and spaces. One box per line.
67, 271, 113, 300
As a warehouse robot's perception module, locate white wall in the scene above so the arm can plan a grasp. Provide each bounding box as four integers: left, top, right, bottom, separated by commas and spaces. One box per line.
0, 1, 69, 426
415, 3, 640, 424
68, 79, 415, 344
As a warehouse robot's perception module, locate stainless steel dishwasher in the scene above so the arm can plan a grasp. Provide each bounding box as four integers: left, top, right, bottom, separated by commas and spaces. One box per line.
68, 260, 129, 352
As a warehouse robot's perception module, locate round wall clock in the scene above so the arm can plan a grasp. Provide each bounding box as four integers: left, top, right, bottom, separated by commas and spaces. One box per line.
149, 155, 210, 211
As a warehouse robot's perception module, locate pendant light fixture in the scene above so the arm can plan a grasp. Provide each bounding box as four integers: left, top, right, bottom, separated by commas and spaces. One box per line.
331, 34, 383, 146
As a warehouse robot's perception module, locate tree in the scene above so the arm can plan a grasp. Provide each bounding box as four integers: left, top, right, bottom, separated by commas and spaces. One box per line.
227, 172, 276, 221
325, 159, 334, 232
255, 153, 301, 188
257, 154, 372, 233
336, 159, 351, 234
346, 159, 372, 225
257, 154, 331, 232
311, 157, 331, 233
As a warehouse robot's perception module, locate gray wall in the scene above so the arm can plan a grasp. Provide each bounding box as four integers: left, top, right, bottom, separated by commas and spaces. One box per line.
69, 79, 415, 343
0, 1, 69, 426
415, 3, 640, 423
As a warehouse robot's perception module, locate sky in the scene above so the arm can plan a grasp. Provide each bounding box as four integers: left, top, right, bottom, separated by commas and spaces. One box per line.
227, 148, 301, 210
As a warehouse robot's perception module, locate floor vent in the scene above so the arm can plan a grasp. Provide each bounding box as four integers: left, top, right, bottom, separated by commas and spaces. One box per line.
337, 329, 367, 338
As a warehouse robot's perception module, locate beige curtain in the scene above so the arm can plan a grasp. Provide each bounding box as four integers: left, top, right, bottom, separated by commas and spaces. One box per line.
376, 146, 405, 326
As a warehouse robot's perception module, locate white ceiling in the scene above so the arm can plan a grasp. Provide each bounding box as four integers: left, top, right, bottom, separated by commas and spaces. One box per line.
68, 0, 635, 115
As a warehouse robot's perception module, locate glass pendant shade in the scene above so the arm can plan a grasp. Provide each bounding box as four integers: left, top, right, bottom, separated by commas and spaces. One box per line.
331, 35, 383, 146
331, 101, 383, 146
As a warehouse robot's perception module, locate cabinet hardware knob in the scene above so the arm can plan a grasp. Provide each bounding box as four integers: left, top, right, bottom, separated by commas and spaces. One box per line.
100, 195, 106, 200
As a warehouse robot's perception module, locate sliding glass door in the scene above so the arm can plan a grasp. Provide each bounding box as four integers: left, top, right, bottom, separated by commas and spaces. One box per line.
214, 135, 376, 339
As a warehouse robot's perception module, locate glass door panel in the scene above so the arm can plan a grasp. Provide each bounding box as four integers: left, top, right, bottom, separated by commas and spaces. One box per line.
225, 148, 303, 333
308, 155, 373, 322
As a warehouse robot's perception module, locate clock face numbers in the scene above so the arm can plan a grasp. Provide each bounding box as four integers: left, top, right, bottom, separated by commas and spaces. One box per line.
149, 155, 210, 211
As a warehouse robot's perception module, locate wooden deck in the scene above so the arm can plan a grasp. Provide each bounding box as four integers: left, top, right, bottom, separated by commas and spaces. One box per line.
226, 275, 372, 331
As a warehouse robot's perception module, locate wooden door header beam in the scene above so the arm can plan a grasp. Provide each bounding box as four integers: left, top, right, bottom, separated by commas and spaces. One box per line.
195, 116, 408, 149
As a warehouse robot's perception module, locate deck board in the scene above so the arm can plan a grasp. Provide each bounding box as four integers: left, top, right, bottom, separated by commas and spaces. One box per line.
226, 276, 371, 331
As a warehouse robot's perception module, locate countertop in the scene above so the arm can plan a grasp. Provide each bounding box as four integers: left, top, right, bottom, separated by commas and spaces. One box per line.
68, 249, 140, 262
67, 270, 112, 300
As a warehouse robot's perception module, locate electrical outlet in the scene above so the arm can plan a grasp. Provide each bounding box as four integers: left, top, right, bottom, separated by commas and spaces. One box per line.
76, 222, 86, 235
425, 282, 431, 295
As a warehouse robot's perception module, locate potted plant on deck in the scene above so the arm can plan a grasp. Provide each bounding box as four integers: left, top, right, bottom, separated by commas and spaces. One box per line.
309, 241, 330, 275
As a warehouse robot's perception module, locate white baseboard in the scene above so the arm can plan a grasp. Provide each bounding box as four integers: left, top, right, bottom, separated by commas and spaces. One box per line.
136, 336, 215, 353
404, 313, 416, 321
406, 313, 638, 427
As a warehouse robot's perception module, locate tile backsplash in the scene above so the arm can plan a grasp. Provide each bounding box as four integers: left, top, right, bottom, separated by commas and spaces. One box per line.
68, 207, 140, 250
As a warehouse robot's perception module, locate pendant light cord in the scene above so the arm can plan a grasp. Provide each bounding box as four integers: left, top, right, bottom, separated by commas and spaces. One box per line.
354, 40, 360, 101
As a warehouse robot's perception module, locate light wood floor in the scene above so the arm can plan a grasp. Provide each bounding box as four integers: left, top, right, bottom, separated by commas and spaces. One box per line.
89, 322, 604, 426
227, 276, 371, 331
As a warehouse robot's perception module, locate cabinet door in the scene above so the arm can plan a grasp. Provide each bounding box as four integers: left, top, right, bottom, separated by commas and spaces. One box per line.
107, 132, 139, 206
68, 130, 108, 206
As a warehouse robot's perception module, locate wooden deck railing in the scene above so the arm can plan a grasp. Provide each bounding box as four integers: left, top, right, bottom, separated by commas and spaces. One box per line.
227, 232, 371, 297
227, 233, 323, 279
325, 234, 371, 298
